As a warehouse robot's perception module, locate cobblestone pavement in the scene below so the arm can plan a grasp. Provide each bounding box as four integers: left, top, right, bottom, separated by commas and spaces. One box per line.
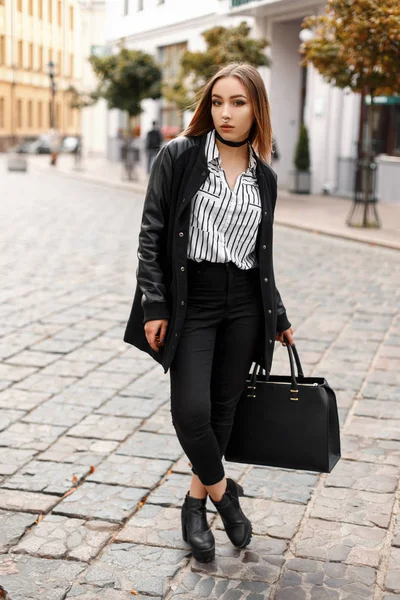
0, 163, 399, 599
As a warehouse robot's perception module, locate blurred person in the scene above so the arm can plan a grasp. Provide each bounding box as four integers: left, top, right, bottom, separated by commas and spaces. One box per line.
145, 120, 163, 174
49, 128, 62, 166
123, 64, 295, 563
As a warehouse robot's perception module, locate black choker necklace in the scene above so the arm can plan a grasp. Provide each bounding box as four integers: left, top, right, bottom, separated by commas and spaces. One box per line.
215, 129, 249, 147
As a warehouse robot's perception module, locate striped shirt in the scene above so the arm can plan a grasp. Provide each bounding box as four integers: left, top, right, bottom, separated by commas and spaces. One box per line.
187, 129, 262, 270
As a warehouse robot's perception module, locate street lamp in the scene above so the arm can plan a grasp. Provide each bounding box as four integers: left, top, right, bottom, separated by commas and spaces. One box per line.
48, 60, 56, 128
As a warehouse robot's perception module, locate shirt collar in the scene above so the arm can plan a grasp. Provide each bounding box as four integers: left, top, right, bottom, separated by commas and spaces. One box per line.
206, 129, 257, 176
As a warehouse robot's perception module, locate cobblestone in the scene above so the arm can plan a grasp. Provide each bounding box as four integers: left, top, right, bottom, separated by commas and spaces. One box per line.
2, 460, 90, 495
86, 454, 172, 488
54, 482, 148, 522
1, 165, 399, 598
274, 558, 376, 599
0, 554, 86, 600
82, 542, 188, 595
0, 510, 37, 552
13, 514, 118, 561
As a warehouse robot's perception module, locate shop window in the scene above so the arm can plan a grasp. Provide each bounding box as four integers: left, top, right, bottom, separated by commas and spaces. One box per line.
29, 0, 33, 15
58, 0, 62, 25
38, 0, 43, 18
69, 6, 74, 29
39, 46, 43, 71
17, 0, 23, 11
48, 0, 52, 22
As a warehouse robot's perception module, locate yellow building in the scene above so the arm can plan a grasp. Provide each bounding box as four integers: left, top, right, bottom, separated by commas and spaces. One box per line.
0, 0, 81, 150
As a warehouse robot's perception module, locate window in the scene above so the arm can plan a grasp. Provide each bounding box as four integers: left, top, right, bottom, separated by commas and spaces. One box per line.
69, 53, 73, 77
57, 0, 62, 25
38, 0, 43, 18
17, 99, 22, 128
58, 50, 62, 75
17, 0, 23, 11
138, 0, 143, 10
68, 105, 73, 126
29, 43, 33, 70
123, 0, 129, 15
56, 102, 60, 128
49, 48, 53, 62
39, 46, 43, 71
18, 40, 23, 68
0, 98, 4, 129
27, 100, 33, 127
29, 0, 33, 15
48, 0, 52, 22
69, 6, 74, 29
38, 100, 43, 127
0, 35, 5, 66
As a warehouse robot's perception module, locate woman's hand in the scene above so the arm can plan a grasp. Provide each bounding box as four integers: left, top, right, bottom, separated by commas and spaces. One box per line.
144, 319, 169, 352
275, 327, 294, 346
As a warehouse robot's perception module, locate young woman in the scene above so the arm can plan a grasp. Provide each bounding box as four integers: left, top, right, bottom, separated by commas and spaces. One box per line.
124, 63, 294, 563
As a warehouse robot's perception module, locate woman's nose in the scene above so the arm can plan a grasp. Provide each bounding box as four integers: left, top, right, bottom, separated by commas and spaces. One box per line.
221, 105, 231, 119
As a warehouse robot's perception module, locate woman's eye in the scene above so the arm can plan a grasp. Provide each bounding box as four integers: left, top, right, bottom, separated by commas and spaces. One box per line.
212, 100, 221, 106
233, 101, 245, 106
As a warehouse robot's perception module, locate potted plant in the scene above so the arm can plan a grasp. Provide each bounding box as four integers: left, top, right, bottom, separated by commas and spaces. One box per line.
292, 123, 311, 194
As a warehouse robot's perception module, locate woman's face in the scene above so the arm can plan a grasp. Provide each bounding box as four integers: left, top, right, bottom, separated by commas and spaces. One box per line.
211, 76, 255, 142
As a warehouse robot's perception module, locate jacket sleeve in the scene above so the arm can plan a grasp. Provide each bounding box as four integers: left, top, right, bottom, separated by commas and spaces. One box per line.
269, 166, 292, 333
136, 144, 172, 324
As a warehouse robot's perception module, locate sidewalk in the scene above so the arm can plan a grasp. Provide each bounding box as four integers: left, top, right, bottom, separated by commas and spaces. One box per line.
27, 153, 400, 251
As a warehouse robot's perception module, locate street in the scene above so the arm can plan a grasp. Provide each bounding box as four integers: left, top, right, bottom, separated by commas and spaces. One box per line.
0, 161, 400, 599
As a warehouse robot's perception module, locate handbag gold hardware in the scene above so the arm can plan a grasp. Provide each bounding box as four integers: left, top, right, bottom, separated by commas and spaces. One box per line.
290, 397, 299, 401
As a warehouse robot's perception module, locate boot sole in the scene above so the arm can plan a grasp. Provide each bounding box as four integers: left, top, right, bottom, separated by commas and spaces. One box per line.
182, 523, 215, 562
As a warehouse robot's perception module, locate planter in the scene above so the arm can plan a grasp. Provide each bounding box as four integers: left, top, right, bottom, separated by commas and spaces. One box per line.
291, 170, 311, 194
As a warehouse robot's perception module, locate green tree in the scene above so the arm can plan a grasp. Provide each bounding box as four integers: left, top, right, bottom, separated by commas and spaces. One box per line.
164, 21, 271, 110
300, 0, 400, 161
89, 48, 162, 118
294, 124, 311, 172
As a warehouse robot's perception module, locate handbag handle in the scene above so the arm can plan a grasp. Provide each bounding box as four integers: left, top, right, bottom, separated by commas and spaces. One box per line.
249, 339, 304, 398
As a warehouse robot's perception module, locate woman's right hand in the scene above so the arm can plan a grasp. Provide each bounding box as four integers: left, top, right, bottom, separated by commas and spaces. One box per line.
144, 319, 169, 352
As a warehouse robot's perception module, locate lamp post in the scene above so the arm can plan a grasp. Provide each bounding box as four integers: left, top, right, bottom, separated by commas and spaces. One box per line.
48, 60, 56, 128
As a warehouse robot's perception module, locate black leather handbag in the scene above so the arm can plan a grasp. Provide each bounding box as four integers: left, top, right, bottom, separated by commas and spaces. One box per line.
225, 343, 341, 473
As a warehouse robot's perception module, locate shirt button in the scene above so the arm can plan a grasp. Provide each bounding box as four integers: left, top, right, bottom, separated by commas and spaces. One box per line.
268, 309, 272, 314
264, 278, 268, 282
181, 266, 185, 272
179, 232, 184, 237
263, 245, 266, 250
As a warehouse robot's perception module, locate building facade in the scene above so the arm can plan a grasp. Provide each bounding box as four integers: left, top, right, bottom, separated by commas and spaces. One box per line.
0, 0, 82, 151
105, 0, 399, 201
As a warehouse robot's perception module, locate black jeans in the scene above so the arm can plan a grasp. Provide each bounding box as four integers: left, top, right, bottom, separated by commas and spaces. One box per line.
169, 259, 263, 486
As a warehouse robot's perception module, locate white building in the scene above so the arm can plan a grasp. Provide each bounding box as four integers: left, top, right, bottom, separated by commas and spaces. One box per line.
104, 0, 400, 200
78, 0, 108, 157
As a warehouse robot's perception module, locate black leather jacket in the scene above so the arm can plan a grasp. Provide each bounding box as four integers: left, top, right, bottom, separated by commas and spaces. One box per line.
124, 133, 291, 375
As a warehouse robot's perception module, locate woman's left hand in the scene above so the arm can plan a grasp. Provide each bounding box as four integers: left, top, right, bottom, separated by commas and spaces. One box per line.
275, 327, 294, 346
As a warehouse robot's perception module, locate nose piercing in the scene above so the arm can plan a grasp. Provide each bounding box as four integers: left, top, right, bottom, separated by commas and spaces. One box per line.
223, 118, 229, 123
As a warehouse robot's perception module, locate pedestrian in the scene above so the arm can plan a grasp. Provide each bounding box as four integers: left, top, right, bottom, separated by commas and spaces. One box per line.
123, 63, 295, 563
145, 120, 163, 174
271, 135, 280, 165
49, 127, 62, 166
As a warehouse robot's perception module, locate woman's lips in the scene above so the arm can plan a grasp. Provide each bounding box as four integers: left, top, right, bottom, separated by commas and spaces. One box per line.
221, 125, 234, 130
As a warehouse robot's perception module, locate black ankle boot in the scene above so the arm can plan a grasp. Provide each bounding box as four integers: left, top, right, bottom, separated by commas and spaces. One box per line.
210, 478, 252, 548
181, 492, 215, 562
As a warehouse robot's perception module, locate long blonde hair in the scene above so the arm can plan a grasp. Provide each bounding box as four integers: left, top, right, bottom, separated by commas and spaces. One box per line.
181, 63, 272, 163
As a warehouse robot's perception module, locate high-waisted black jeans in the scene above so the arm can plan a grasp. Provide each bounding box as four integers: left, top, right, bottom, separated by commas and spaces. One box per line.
169, 259, 263, 486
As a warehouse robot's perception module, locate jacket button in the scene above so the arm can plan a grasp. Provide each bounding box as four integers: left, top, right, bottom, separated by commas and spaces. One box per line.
179, 232, 184, 237
263, 245, 266, 250
268, 309, 272, 314
182, 198, 186, 202
181, 301, 185, 306
201, 171, 206, 176
181, 266, 185, 272
264, 211, 268, 216
269, 339, 273, 344
264, 278, 268, 282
